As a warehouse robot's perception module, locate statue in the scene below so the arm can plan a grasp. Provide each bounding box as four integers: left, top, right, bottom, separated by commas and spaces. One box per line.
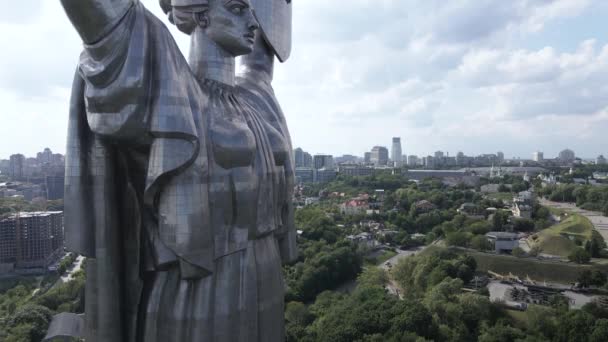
47, 0, 297, 341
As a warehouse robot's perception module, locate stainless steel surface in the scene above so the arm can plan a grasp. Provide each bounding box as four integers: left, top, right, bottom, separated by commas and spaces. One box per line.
55, 0, 296, 340
249, 0, 292, 62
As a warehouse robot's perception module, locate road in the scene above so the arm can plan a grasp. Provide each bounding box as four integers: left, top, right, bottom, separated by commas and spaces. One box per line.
540, 199, 608, 242
380, 246, 427, 297
60, 255, 85, 283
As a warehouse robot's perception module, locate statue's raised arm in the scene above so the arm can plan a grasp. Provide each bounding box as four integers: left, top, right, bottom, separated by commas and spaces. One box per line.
60, 0, 133, 43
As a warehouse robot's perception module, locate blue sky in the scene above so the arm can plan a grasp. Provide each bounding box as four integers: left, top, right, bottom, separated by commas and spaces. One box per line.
1, 0, 607, 160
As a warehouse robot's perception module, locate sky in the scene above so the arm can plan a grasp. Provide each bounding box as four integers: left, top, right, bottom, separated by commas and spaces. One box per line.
1, 0, 608, 160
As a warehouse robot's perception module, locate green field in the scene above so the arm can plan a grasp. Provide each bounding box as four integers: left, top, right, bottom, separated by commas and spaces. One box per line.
422, 246, 608, 284
527, 214, 594, 257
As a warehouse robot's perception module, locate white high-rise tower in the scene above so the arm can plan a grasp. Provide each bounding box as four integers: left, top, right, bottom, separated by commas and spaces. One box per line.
391, 137, 403, 167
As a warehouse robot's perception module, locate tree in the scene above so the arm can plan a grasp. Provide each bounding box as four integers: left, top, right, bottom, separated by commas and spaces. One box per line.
512, 247, 526, 258
513, 219, 535, 232
445, 232, 470, 248
554, 310, 595, 342
591, 270, 607, 287
470, 235, 491, 251
591, 319, 608, 342
478, 324, 525, 342
569, 248, 591, 264
357, 267, 389, 289
7, 304, 54, 342
578, 270, 593, 288
389, 300, 436, 339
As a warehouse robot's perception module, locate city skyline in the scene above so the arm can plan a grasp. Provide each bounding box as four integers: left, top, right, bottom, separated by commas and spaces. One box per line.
3, 1, 608, 160
1, 143, 602, 162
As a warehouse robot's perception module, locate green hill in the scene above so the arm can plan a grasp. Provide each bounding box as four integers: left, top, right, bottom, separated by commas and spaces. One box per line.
528, 214, 594, 257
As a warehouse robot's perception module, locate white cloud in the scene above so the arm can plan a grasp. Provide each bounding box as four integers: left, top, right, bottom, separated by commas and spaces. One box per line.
0, 0, 606, 160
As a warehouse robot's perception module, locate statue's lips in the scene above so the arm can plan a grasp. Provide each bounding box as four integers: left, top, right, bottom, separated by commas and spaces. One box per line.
244, 33, 255, 43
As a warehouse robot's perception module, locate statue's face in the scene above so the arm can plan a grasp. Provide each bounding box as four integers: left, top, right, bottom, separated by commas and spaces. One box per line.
206, 0, 259, 56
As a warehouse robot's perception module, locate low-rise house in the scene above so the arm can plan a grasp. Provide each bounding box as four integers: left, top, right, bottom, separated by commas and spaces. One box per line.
304, 197, 320, 206
340, 199, 368, 215
346, 232, 378, 248
414, 200, 437, 213
486, 232, 520, 253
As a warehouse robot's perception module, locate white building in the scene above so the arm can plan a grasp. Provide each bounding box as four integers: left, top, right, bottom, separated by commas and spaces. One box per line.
533, 151, 544, 162
391, 137, 403, 167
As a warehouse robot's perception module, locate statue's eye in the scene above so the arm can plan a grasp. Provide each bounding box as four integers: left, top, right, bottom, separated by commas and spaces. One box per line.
230, 5, 246, 15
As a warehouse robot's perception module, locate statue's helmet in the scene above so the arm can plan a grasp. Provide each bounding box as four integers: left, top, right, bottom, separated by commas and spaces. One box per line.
159, 0, 208, 13
160, 0, 292, 62
249, 0, 292, 62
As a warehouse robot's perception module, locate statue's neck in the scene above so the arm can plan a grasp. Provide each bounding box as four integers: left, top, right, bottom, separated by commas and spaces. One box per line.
189, 27, 235, 86
237, 34, 274, 83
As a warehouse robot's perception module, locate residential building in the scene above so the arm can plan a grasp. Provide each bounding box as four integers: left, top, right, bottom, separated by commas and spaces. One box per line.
294, 148, 313, 168
391, 137, 403, 167
335, 155, 359, 164
314, 168, 337, 183
294, 148, 305, 167
338, 165, 374, 177
9, 154, 25, 180
0, 211, 64, 270
407, 155, 419, 166
370, 146, 389, 166
558, 149, 576, 164
313, 154, 334, 170
295, 167, 314, 184
46, 176, 65, 200
340, 198, 368, 215
497, 152, 505, 164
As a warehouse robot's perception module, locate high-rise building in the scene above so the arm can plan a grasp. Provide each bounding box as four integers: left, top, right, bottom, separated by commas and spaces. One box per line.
0, 211, 64, 269
37, 148, 53, 164
303, 152, 312, 168
370, 146, 389, 166
9, 154, 25, 180
434, 151, 444, 159
407, 155, 419, 167
46, 176, 65, 200
364, 152, 372, 164
294, 148, 313, 168
313, 154, 334, 170
533, 151, 544, 162
497, 152, 505, 164
294, 148, 305, 167
558, 149, 576, 164
597, 155, 607, 165
391, 137, 403, 167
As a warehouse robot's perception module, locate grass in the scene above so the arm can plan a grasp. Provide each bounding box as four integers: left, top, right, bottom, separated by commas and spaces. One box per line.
375, 250, 397, 265
421, 246, 608, 284
487, 192, 514, 202
527, 214, 594, 257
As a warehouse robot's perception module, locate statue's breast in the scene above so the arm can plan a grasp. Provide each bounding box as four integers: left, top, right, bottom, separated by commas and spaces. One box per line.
208, 101, 256, 170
